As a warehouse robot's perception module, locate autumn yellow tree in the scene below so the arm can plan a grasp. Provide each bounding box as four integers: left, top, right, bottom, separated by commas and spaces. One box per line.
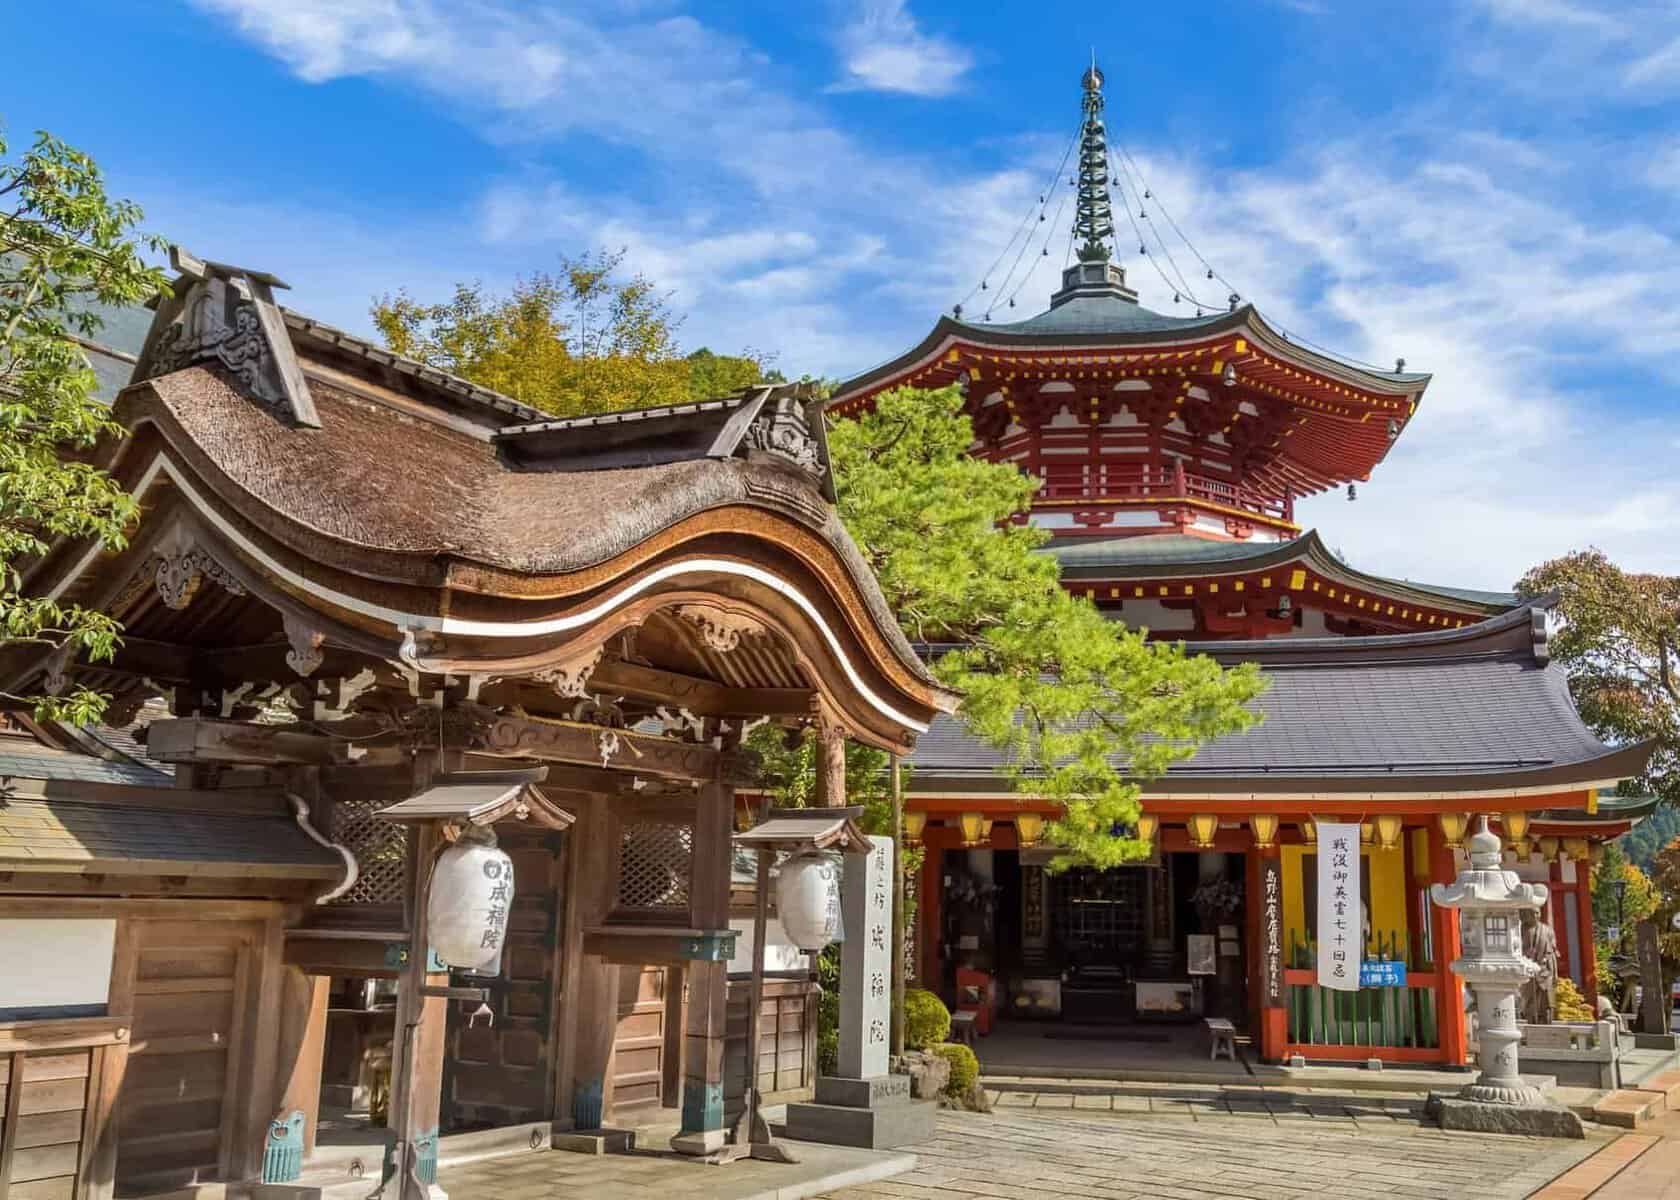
371, 249, 773, 417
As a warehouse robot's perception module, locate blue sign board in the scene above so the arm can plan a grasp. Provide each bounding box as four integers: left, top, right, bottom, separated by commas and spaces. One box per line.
1359, 960, 1406, 988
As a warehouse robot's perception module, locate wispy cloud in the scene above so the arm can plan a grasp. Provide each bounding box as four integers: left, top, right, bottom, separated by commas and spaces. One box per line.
181, 0, 1680, 589
830, 1, 973, 97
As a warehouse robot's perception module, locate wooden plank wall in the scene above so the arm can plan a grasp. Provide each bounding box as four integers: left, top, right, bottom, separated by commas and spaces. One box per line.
113, 920, 251, 1191
722, 977, 817, 1126
0, 1047, 95, 1200
608, 966, 669, 1126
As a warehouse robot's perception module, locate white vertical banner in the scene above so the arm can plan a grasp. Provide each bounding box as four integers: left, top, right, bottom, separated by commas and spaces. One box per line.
1316, 822, 1362, 992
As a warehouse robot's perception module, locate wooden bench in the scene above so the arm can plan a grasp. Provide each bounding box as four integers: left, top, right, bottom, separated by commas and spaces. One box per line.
1205, 1017, 1237, 1062
950, 1009, 979, 1048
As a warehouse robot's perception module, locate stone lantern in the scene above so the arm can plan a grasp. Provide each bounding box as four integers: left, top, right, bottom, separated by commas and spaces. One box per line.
1428, 817, 1583, 1136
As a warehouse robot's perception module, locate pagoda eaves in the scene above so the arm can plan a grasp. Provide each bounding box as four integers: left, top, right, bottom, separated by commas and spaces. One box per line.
832, 301, 1429, 543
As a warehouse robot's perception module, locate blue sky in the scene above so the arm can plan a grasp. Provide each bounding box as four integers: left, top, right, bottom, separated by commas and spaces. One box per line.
6, 0, 1680, 590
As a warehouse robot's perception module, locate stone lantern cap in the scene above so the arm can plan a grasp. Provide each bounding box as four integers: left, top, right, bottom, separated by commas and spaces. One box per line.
1429, 819, 1547, 911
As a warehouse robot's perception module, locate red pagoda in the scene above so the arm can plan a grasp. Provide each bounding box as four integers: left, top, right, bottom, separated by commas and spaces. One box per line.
833, 64, 1656, 1070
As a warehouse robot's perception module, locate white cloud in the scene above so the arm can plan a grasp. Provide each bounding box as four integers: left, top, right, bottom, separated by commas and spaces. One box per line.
179, 0, 1680, 591
831, 1, 973, 97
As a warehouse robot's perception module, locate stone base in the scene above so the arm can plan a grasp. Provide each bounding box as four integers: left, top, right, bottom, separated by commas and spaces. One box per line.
669, 1128, 730, 1157
785, 1073, 936, 1150
1425, 1093, 1585, 1139
1634, 1032, 1680, 1051
783, 1097, 938, 1149
552, 1127, 636, 1155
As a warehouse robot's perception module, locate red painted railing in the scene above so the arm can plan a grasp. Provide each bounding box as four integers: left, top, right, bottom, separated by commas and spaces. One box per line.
1035, 459, 1295, 523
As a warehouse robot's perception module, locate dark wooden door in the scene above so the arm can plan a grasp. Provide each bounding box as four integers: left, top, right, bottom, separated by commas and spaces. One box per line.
442, 834, 563, 1130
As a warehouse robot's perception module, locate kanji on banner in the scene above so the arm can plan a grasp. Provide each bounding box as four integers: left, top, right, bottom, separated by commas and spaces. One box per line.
1315, 821, 1362, 992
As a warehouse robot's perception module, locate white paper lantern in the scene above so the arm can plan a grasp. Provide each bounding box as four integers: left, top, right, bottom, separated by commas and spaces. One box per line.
427, 839, 515, 969
776, 852, 843, 951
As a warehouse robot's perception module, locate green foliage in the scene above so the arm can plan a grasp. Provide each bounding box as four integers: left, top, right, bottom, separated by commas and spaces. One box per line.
904, 987, 951, 1050
1592, 841, 1659, 935
932, 1041, 978, 1098
1620, 805, 1680, 873
0, 128, 166, 722
686, 346, 782, 401
371, 250, 775, 418
830, 386, 1265, 867
816, 944, 840, 1076
1517, 550, 1680, 808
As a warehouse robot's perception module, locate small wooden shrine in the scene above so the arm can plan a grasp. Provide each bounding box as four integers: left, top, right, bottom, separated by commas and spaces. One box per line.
0, 248, 954, 1198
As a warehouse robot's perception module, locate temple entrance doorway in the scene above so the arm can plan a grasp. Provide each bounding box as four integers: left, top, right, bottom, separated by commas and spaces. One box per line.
938, 847, 1252, 1069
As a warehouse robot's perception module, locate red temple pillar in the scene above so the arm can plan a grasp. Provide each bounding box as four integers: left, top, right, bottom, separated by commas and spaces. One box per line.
919, 834, 948, 996
1430, 825, 1468, 1065
1576, 853, 1599, 1009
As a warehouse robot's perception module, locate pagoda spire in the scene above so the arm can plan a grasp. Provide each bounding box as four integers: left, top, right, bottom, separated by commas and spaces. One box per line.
1073, 59, 1115, 263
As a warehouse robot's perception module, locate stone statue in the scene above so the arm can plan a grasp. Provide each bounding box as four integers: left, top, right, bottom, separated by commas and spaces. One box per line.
1519, 908, 1558, 1025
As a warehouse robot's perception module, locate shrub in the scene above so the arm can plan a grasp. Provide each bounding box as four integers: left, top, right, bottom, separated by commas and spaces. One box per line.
1554, 977, 1595, 1022
904, 988, 951, 1050
932, 1041, 979, 1098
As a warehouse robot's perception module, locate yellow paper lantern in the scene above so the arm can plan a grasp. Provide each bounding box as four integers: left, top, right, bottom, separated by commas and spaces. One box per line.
1563, 837, 1590, 864
1301, 819, 1318, 845
1359, 821, 1376, 845
1187, 814, 1219, 849
1501, 811, 1530, 846
1536, 835, 1559, 863
902, 810, 927, 844
1437, 811, 1469, 850
958, 812, 985, 847
1136, 813, 1159, 843
1016, 812, 1045, 848
1249, 814, 1280, 849
1373, 814, 1404, 851
980, 817, 995, 843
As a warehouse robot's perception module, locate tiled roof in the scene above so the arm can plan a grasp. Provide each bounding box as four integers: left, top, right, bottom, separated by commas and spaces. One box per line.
0, 746, 166, 788
907, 606, 1649, 794
954, 293, 1227, 338
1048, 531, 1520, 613
0, 796, 342, 876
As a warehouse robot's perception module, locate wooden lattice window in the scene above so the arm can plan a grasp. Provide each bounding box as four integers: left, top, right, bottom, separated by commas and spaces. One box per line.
614, 819, 693, 920
327, 799, 410, 907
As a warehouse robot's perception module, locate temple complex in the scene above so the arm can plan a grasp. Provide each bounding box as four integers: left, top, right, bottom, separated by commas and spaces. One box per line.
830, 65, 1655, 1068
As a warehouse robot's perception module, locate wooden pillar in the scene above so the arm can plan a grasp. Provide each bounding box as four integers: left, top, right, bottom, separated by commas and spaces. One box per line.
1252, 843, 1287, 1062
673, 778, 732, 1153
272, 970, 331, 1157
1430, 825, 1468, 1066
385, 822, 448, 1197
561, 792, 616, 1129
813, 711, 846, 808
674, 960, 729, 1150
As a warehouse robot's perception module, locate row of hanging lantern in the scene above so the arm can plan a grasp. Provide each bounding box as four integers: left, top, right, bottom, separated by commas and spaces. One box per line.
899, 807, 1604, 867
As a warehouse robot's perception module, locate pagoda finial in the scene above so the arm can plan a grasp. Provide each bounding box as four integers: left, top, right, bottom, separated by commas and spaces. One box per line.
1074, 60, 1115, 264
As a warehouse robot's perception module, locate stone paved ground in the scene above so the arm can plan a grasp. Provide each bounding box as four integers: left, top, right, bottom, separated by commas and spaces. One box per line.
820, 1081, 1614, 1200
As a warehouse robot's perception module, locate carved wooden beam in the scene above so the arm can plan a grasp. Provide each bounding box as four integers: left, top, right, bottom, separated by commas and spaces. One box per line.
468, 709, 758, 785
589, 660, 812, 718
146, 717, 349, 765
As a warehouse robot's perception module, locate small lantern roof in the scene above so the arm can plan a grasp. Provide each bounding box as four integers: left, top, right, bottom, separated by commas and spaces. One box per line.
733, 805, 874, 855
377, 768, 575, 830
1429, 818, 1547, 911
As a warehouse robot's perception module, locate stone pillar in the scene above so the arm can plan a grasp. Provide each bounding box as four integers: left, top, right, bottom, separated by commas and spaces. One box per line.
838, 836, 892, 1080
785, 834, 936, 1149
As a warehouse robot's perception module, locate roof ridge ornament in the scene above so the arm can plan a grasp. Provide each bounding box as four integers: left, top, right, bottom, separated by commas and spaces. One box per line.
740, 387, 826, 482
135, 245, 320, 428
